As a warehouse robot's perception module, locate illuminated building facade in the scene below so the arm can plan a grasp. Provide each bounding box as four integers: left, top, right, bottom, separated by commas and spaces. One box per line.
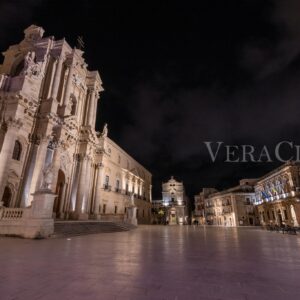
161, 176, 188, 225
193, 188, 217, 225
254, 161, 300, 227
194, 180, 258, 226
0, 25, 152, 223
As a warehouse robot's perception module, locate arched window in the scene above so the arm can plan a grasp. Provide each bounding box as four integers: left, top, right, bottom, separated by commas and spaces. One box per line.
2, 186, 12, 207
12, 140, 22, 161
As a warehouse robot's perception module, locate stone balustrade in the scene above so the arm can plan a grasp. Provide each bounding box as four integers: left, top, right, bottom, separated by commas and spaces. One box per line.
0, 207, 25, 220
0, 190, 56, 238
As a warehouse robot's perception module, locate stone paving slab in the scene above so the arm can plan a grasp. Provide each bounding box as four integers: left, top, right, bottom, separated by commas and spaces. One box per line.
1, 226, 300, 300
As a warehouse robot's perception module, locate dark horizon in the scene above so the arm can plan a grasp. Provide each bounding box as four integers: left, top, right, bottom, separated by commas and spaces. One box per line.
1, 0, 300, 199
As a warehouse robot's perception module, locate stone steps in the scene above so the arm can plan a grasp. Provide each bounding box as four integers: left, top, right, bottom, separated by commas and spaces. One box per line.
52, 221, 136, 238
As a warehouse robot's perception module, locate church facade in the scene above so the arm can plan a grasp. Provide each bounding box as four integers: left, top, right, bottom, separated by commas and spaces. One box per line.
152, 176, 188, 225
0, 25, 152, 223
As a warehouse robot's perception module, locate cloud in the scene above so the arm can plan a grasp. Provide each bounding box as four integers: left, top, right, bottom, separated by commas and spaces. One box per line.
0, 0, 46, 43
241, 0, 300, 79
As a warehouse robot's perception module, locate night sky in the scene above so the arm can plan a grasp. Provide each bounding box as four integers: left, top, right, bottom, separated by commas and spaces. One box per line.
1, 0, 300, 199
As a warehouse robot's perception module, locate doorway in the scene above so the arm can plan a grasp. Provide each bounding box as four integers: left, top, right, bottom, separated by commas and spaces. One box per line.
53, 169, 66, 218
2, 186, 12, 207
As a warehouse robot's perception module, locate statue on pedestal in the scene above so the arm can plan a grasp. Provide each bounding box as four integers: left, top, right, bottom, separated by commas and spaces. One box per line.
130, 192, 135, 206
40, 163, 54, 190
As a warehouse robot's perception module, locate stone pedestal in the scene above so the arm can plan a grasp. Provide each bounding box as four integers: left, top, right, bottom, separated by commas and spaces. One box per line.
24, 189, 56, 238
124, 206, 137, 226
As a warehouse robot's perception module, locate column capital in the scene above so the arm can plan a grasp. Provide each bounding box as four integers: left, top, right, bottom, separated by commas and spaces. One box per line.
74, 153, 91, 162
96, 162, 104, 169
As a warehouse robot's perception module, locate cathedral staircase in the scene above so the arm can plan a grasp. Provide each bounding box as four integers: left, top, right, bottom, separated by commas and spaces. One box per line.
52, 221, 136, 238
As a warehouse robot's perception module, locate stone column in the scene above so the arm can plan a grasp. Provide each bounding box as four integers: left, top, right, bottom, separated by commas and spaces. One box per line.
50, 146, 62, 194
88, 163, 97, 215
75, 154, 89, 219
85, 161, 93, 215
69, 154, 80, 212
63, 64, 75, 107
93, 163, 104, 219
28, 136, 50, 204
20, 139, 38, 207
83, 90, 92, 126
87, 89, 99, 128
0, 118, 22, 203
46, 58, 58, 99
86, 90, 95, 127
51, 57, 64, 100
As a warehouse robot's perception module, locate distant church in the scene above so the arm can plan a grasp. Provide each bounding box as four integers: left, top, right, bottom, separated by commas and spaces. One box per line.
0, 25, 152, 223
152, 176, 188, 225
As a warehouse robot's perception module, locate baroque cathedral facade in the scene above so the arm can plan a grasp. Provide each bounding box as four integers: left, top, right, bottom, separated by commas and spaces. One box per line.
0, 25, 152, 223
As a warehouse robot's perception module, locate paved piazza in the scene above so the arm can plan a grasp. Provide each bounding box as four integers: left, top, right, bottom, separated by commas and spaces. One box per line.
1, 226, 300, 300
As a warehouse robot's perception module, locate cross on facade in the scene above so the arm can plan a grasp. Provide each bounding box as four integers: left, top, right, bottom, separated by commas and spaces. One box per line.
76, 36, 85, 50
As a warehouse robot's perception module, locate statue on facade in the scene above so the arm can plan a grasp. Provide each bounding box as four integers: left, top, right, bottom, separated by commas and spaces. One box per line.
40, 163, 54, 190
21, 51, 35, 74
21, 51, 41, 78
130, 192, 135, 206
101, 123, 108, 137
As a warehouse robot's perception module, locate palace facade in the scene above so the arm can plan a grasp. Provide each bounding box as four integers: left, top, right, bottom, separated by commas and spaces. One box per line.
254, 162, 300, 227
0, 25, 152, 223
194, 162, 300, 227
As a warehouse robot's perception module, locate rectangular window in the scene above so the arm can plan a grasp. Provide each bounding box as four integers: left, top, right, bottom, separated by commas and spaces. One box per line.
102, 204, 106, 214
105, 175, 109, 185
116, 179, 120, 191
267, 211, 270, 220
142, 209, 145, 217
115, 206, 118, 214
284, 209, 288, 220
